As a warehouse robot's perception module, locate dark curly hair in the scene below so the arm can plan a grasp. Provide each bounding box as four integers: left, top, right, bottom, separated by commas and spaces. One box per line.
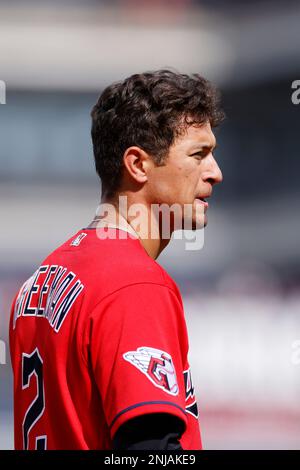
91, 69, 224, 196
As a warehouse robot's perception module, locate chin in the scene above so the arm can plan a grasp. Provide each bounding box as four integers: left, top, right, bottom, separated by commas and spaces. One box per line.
181, 216, 206, 231
192, 221, 206, 230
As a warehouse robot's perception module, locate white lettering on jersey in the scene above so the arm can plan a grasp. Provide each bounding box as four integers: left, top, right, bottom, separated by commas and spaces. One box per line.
13, 265, 84, 333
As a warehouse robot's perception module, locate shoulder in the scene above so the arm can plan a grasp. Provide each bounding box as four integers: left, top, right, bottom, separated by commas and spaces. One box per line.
43, 228, 182, 304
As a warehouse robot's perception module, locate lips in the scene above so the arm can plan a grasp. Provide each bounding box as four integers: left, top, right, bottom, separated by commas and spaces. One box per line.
195, 197, 209, 209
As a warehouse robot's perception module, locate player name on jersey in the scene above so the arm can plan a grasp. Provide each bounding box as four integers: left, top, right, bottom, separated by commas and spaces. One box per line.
13, 265, 84, 333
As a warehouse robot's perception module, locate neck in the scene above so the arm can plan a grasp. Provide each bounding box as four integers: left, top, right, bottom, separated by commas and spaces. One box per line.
89, 192, 172, 260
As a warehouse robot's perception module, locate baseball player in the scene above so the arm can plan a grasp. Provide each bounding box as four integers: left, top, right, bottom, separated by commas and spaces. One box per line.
9, 70, 223, 450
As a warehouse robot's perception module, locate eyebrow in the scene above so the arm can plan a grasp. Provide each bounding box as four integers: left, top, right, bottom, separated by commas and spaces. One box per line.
190, 142, 218, 152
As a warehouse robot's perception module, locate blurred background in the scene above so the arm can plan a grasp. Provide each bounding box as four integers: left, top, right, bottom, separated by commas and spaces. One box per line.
1, 0, 300, 450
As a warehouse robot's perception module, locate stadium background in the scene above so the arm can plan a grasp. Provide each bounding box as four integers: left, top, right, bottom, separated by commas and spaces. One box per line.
1, 0, 300, 449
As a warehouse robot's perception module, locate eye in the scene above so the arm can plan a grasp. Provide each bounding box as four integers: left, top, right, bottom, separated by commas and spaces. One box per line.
191, 151, 205, 159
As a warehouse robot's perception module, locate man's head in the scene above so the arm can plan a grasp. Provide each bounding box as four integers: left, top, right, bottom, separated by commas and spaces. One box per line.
91, 69, 224, 229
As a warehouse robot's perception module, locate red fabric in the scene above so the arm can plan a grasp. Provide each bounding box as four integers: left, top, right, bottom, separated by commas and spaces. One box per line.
9, 228, 202, 450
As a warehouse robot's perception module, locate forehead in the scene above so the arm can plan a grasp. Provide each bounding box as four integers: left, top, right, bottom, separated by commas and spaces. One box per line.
174, 121, 216, 149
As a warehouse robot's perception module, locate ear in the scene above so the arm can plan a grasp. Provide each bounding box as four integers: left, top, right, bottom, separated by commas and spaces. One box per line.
123, 146, 152, 185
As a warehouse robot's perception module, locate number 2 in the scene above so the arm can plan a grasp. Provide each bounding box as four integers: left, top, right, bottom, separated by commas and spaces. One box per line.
22, 348, 47, 450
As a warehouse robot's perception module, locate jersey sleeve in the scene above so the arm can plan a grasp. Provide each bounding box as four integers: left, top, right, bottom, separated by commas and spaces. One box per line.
83, 282, 189, 438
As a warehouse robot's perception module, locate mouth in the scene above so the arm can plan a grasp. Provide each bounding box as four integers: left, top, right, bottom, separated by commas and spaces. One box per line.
195, 196, 209, 209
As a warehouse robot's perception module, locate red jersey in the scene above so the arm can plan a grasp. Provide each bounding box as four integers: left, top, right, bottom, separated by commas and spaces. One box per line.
9, 227, 202, 450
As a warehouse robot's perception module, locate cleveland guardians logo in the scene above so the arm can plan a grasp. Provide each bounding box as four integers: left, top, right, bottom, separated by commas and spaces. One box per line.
123, 346, 179, 396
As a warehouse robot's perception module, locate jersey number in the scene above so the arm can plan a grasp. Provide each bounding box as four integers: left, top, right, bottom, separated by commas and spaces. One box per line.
22, 348, 47, 450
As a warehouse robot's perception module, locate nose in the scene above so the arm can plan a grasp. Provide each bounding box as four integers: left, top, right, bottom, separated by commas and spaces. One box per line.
205, 155, 223, 186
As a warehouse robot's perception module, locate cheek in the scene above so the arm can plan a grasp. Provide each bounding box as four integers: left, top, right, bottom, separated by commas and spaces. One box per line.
169, 167, 197, 196
182, 165, 201, 190
174, 160, 198, 182
148, 163, 199, 203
